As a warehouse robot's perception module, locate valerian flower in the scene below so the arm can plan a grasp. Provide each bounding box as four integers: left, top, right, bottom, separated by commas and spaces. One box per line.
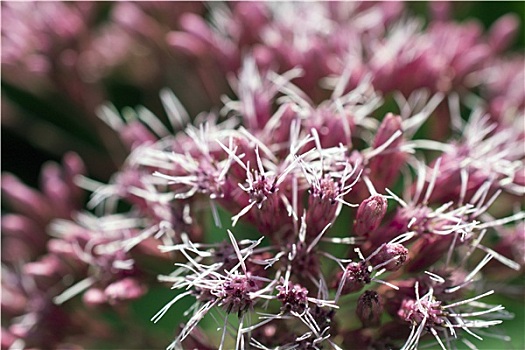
2, 2, 524, 350
398, 281, 509, 350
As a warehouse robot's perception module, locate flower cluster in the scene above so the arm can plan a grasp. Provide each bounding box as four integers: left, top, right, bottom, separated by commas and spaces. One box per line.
2, 2, 524, 349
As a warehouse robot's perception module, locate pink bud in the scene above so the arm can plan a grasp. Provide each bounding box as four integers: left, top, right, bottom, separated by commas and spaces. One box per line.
63, 152, 85, 178
378, 1, 403, 20
489, 14, 520, 53
1, 174, 51, 224
406, 235, 453, 273
9, 323, 29, 340
41, 162, 71, 218
336, 262, 371, 295
368, 114, 406, 190
120, 121, 157, 150
1, 214, 45, 246
354, 195, 388, 236
166, 31, 208, 57
104, 278, 146, 304
1, 214, 46, 262
455, 45, 490, 79
252, 45, 274, 71
83, 287, 107, 307
235, 2, 269, 45
113, 3, 162, 39
1, 328, 16, 349
372, 113, 403, 149
429, 1, 451, 22
47, 239, 76, 256
179, 13, 215, 46
24, 255, 69, 279
62, 152, 86, 204
370, 243, 408, 271
1, 284, 27, 317
356, 290, 382, 327
494, 223, 525, 267
235, 2, 268, 30
47, 239, 85, 271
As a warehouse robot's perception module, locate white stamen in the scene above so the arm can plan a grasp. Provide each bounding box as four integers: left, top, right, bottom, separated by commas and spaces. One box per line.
53, 276, 96, 305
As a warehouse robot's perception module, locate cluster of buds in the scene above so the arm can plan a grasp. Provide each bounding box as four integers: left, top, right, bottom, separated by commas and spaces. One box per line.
2, 2, 524, 350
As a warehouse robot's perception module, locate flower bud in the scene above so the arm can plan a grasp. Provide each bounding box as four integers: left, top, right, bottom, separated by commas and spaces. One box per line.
1, 174, 51, 224
496, 223, 525, 267
372, 113, 403, 149
368, 114, 406, 190
430, 1, 451, 21
277, 281, 309, 314
1, 328, 17, 350
179, 13, 215, 46
1, 282, 27, 317
370, 243, 408, 271
356, 290, 382, 327
104, 278, 146, 304
406, 235, 453, 273
113, 2, 163, 39
24, 254, 72, 280
166, 31, 208, 57
354, 195, 388, 236
120, 121, 157, 150
83, 287, 107, 307
62, 152, 86, 204
41, 162, 71, 218
336, 262, 371, 295
1, 214, 46, 262
489, 14, 520, 53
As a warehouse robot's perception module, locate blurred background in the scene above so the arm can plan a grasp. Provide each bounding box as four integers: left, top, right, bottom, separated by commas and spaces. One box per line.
2, 2, 524, 186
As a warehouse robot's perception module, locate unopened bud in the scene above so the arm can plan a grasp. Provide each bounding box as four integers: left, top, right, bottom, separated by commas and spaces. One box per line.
120, 121, 157, 150
179, 13, 215, 46
83, 287, 107, 307
368, 114, 405, 190
24, 254, 71, 279
372, 113, 403, 149
1, 328, 17, 350
354, 195, 388, 236
336, 262, 371, 295
489, 14, 520, 53
167, 31, 208, 57
406, 235, 452, 273
104, 278, 146, 304
356, 290, 382, 327
370, 243, 408, 271
1, 174, 51, 224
